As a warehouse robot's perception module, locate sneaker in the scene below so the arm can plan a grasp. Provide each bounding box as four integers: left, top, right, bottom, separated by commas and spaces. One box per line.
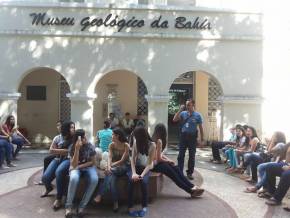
137, 208, 148, 217
7, 163, 17, 167
0, 165, 10, 170
128, 210, 139, 217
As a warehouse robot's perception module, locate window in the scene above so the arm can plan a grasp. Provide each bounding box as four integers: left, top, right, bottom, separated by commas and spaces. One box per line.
26, 86, 46, 100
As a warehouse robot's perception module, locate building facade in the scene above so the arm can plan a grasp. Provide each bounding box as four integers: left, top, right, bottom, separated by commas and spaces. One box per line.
0, 0, 263, 143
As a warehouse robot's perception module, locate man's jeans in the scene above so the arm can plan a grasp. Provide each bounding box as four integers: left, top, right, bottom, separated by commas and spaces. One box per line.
178, 132, 197, 175
65, 166, 98, 209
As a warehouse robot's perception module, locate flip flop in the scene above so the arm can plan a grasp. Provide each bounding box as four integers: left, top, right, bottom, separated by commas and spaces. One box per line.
244, 187, 257, 193
283, 206, 290, 212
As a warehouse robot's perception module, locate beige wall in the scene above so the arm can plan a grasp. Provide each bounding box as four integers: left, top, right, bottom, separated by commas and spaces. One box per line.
93, 70, 138, 135
18, 68, 61, 143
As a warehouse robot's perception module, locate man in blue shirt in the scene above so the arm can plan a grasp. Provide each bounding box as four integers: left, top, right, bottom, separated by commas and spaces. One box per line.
173, 100, 204, 180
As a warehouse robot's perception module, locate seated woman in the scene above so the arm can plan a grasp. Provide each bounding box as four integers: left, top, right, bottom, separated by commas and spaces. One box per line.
245, 132, 287, 193
151, 123, 204, 197
127, 126, 156, 217
230, 126, 259, 178
65, 129, 98, 218
225, 126, 246, 173
96, 120, 113, 152
210, 126, 237, 164
1, 115, 31, 159
0, 130, 15, 169
41, 121, 75, 211
265, 146, 290, 212
94, 128, 129, 212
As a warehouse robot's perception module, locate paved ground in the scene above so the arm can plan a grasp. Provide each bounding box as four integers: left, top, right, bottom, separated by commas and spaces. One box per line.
0, 147, 289, 218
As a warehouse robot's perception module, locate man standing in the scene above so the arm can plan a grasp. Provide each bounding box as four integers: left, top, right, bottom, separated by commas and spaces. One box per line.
173, 100, 204, 180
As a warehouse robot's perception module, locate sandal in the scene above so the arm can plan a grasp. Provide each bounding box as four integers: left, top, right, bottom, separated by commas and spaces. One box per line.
213, 160, 222, 164
258, 192, 272, 199
53, 199, 62, 211
244, 187, 257, 193
40, 186, 53, 198
65, 209, 73, 218
283, 206, 290, 212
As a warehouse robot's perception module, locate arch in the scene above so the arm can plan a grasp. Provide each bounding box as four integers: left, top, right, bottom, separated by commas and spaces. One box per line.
167, 70, 224, 144
166, 68, 224, 95
17, 67, 71, 144
93, 69, 148, 135
87, 66, 150, 97
16, 66, 73, 92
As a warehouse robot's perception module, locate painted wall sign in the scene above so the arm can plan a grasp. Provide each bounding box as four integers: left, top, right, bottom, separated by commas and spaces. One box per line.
29, 12, 212, 32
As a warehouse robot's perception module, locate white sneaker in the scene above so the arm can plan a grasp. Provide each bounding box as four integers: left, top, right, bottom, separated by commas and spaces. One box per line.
0, 165, 10, 170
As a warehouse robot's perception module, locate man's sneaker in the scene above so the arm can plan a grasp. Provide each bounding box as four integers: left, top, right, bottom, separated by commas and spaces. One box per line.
0, 165, 10, 170
187, 174, 194, 180
7, 163, 17, 167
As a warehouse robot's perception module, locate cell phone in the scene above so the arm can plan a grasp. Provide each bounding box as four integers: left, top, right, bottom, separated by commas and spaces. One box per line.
78, 136, 81, 140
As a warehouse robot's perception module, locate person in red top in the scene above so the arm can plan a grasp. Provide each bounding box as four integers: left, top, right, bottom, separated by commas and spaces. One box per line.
1, 115, 31, 159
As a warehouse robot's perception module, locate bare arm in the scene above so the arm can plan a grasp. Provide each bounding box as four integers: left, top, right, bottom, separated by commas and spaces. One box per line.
130, 143, 138, 175
198, 123, 204, 142
156, 139, 169, 163
140, 143, 156, 177
249, 138, 259, 152
49, 138, 68, 155
111, 143, 129, 167
173, 105, 184, 122
71, 139, 82, 169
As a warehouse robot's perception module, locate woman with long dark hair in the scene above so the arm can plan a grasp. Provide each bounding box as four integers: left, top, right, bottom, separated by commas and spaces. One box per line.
245, 131, 287, 193
94, 128, 129, 212
236, 126, 260, 181
127, 126, 156, 217
1, 115, 31, 159
151, 123, 204, 197
41, 121, 75, 211
65, 129, 98, 218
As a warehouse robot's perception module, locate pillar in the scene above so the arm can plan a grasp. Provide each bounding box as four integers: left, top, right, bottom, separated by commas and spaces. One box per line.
145, 94, 170, 136
0, 92, 21, 123
222, 95, 263, 139
67, 93, 96, 142
195, 71, 209, 140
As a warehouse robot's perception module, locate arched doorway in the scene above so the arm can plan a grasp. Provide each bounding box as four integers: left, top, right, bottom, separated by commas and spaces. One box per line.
17, 67, 71, 145
93, 70, 148, 136
168, 71, 223, 145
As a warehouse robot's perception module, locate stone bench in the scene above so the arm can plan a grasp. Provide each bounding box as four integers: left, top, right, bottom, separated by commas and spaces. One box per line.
75, 168, 164, 204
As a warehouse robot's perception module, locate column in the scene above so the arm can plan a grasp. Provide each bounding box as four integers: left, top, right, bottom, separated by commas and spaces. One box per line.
0, 92, 21, 123
221, 95, 263, 138
145, 94, 170, 135
67, 93, 96, 142
195, 71, 209, 140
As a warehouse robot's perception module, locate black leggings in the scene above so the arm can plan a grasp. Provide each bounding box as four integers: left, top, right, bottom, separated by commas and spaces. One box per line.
152, 162, 194, 194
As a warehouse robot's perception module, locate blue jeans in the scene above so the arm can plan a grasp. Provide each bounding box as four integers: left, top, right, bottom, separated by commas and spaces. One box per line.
98, 165, 127, 202
243, 152, 264, 181
66, 166, 98, 209
178, 132, 197, 175
11, 135, 25, 157
0, 139, 13, 165
127, 166, 150, 209
226, 148, 238, 168
42, 158, 70, 199
152, 162, 193, 193
266, 162, 290, 202
255, 162, 277, 189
